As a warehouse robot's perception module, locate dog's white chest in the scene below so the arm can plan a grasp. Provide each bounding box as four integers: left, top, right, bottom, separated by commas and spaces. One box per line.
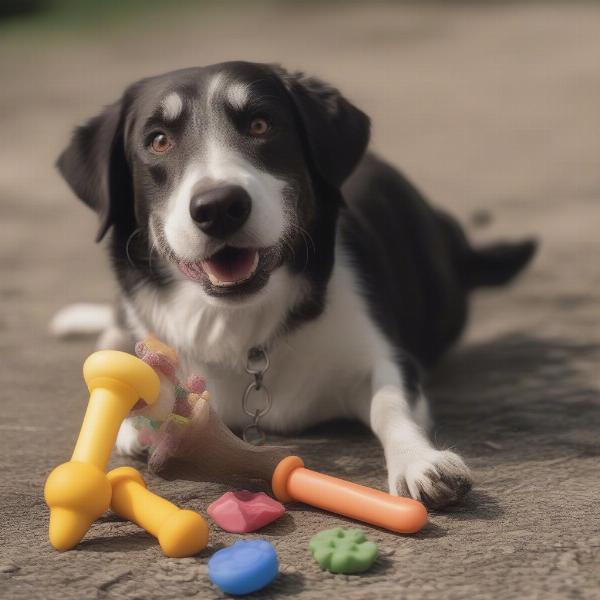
193, 345, 345, 432
191, 266, 392, 432
128, 250, 393, 433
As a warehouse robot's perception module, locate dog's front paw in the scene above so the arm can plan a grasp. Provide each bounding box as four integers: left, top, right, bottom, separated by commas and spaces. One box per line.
390, 449, 472, 509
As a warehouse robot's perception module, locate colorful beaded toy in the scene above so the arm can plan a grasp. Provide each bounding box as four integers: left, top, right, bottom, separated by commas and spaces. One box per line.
131, 336, 210, 451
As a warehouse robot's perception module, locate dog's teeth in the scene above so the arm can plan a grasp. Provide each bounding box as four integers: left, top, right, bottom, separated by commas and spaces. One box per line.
250, 251, 259, 274
207, 272, 237, 287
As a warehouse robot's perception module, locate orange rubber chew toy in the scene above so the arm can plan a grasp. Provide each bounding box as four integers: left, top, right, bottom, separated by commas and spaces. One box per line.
272, 456, 427, 534
44, 351, 160, 551
107, 467, 208, 558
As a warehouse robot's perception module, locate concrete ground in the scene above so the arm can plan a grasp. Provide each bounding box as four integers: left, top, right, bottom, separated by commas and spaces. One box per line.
1, 2, 599, 598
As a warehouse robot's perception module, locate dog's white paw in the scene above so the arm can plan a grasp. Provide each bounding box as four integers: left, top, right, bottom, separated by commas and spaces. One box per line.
389, 449, 472, 509
115, 418, 146, 458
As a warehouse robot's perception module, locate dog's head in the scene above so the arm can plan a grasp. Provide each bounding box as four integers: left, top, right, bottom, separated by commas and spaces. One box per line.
58, 62, 369, 303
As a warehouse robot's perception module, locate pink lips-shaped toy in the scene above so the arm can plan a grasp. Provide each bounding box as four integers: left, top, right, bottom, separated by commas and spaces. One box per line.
207, 491, 285, 533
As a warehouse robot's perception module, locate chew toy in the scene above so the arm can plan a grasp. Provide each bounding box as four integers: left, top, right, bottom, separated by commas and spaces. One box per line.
208, 540, 279, 595
44, 351, 160, 551
207, 490, 285, 533
129, 336, 207, 451
107, 467, 208, 558
309, 528, 378, 574
272, 456, 427, 533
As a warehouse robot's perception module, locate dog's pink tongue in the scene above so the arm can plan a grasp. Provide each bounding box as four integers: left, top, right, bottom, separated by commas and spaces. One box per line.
202, 249, 257, 283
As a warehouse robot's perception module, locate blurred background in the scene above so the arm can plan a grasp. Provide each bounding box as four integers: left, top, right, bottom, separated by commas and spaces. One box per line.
1, 2, 598, 598
1, 0, 598, 341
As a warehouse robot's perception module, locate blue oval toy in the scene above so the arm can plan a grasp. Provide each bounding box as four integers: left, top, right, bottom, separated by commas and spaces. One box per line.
208, 540, 278, 595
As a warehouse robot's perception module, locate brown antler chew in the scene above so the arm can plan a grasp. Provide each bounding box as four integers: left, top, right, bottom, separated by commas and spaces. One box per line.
148, 394, 291, 486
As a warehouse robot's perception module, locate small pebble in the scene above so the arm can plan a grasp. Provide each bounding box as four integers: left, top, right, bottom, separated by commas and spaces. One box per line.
470, 208, 493, 227
309, 528, 378, 574
208, 540, 278, 595
0, 564, 19, 574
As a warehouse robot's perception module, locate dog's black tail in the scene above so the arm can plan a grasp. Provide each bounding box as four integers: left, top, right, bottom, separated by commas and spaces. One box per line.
462, 238, 537, 289
435, 210, 537, 290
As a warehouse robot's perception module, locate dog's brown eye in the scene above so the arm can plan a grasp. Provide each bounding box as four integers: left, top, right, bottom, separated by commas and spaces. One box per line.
150, 133, 173, 154
248, 118, 269, 136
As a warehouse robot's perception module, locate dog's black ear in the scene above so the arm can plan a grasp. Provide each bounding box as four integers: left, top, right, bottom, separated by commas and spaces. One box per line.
56, 99, 132, 242
273, 67, 370, 187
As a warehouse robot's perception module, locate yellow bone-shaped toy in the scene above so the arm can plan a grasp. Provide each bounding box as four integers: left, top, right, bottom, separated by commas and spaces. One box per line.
44, 351, 160, 551
107, 467, 208, 558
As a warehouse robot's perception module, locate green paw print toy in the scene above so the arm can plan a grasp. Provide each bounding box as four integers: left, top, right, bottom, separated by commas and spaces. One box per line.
309, 528, 378, 574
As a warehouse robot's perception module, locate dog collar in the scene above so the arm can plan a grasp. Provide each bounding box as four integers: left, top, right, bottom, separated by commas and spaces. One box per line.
241, 347, 272, 445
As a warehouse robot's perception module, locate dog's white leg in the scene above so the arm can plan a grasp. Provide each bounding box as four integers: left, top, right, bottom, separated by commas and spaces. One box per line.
354, 360, 472, 509
115, 417, 146, 458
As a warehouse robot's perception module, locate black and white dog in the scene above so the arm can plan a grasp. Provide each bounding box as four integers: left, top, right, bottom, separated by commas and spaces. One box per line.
56, 62, 535, 508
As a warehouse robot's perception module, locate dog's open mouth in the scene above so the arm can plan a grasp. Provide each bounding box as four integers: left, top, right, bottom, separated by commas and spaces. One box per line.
178, 246, 260, 288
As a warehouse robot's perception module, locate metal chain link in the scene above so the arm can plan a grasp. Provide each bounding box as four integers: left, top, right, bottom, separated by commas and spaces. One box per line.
242, 347, 272, 445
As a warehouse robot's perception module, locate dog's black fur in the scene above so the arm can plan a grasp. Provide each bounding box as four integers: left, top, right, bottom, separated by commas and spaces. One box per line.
58, 61, 535, 370
342, 155, 536, 367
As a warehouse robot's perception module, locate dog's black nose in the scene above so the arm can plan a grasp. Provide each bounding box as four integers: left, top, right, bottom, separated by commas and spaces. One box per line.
190, 185, 251, 238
